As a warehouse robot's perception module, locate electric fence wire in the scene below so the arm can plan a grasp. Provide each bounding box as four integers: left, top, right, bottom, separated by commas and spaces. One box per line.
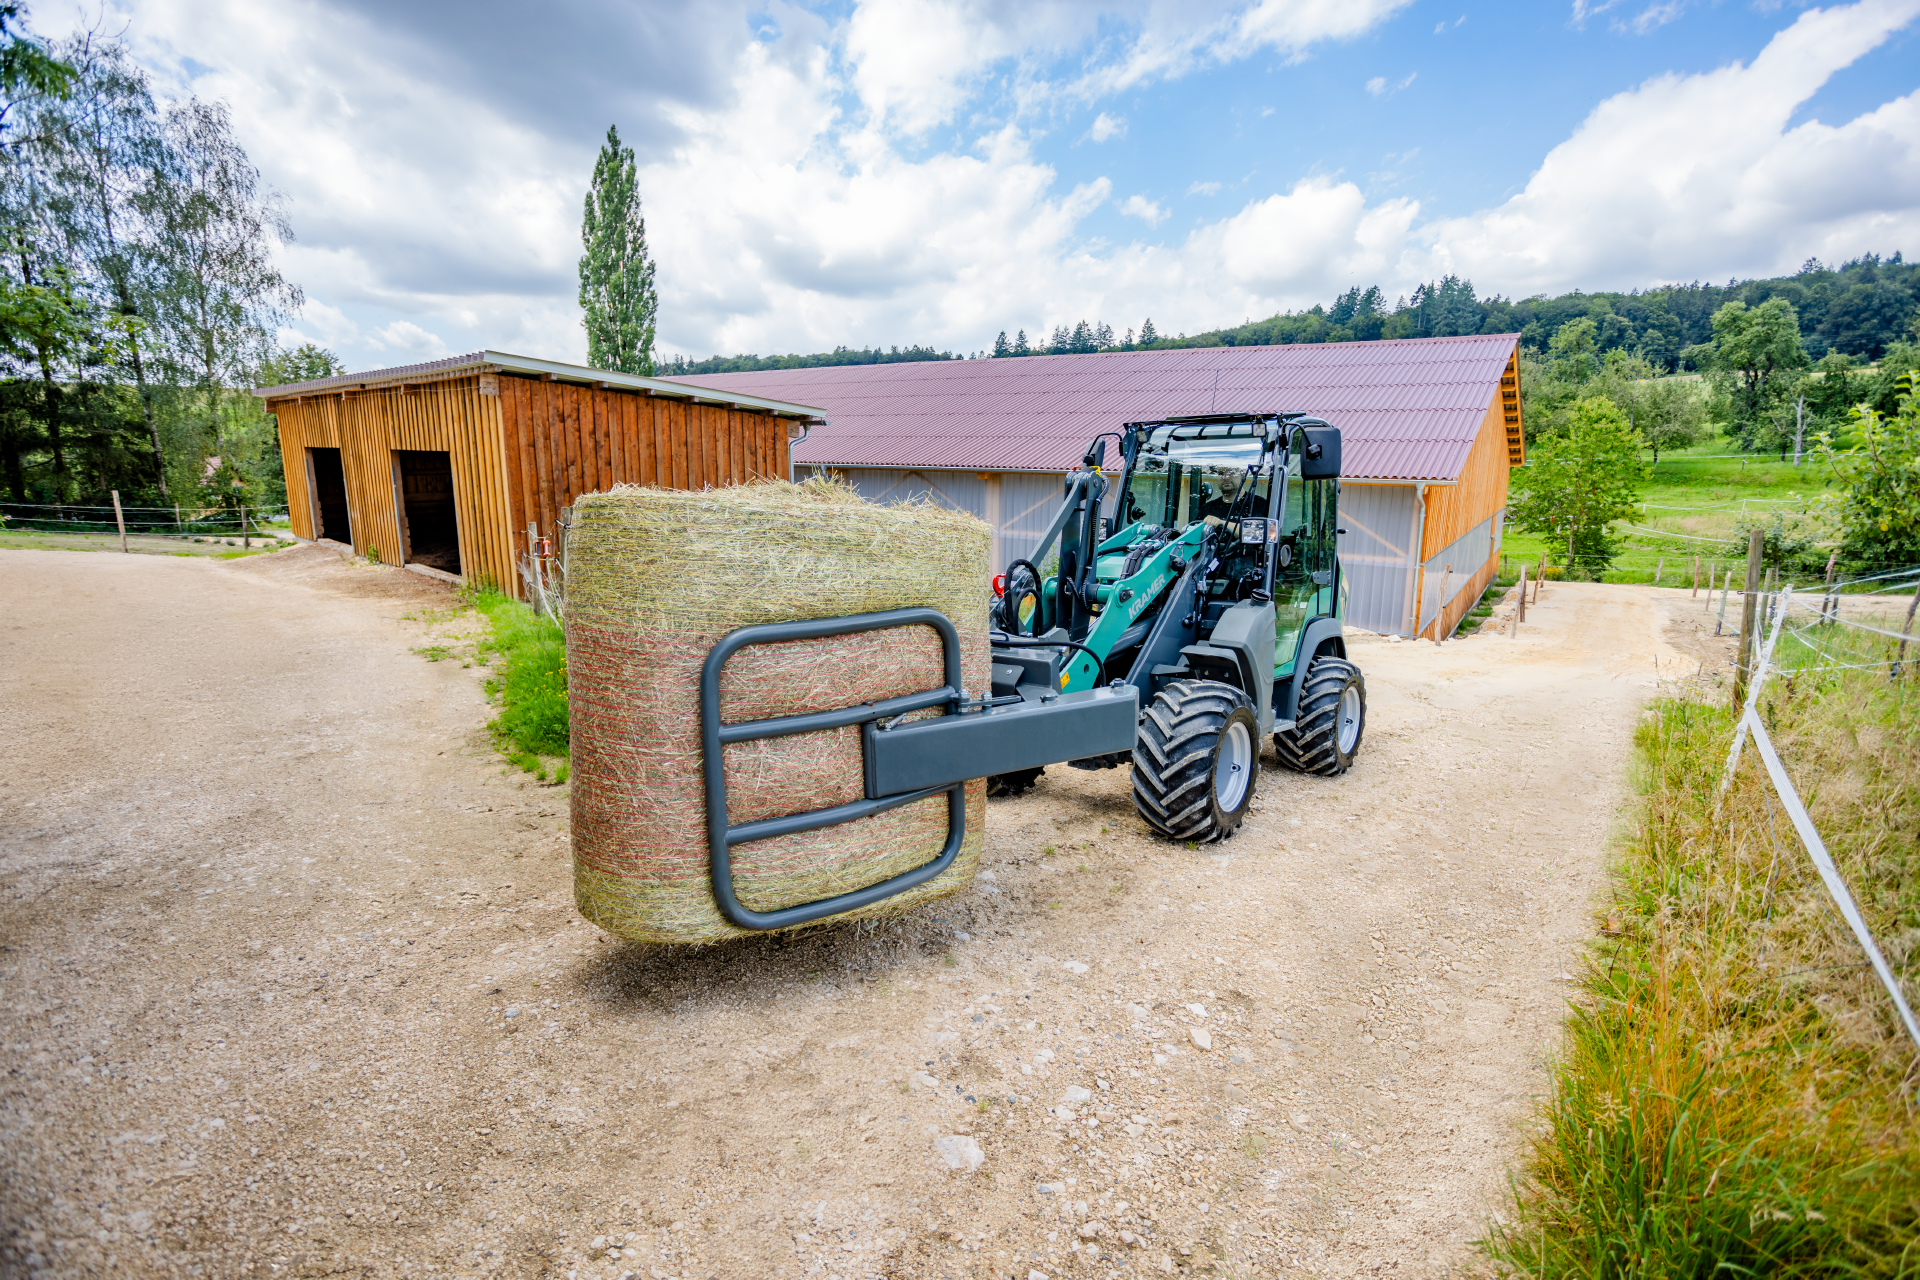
1719, 584, 1920, 1072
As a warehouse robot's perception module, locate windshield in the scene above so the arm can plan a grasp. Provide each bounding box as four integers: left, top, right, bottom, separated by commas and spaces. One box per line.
1123, 435, 1268, 532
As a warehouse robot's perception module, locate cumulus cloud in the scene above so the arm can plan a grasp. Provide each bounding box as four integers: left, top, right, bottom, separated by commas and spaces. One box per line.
1366, 72, 1416, 96
1088, 112, 1126, 142
1421, 0, 1920, 293
1118, 194, 1168, 226
48, 0, 1920, 371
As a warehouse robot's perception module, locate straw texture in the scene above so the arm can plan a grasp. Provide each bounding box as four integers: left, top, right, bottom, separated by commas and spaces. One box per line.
567, 478, 990, 943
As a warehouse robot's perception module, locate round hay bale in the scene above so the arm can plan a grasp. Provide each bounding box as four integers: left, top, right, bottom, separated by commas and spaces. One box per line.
567, 478, 991, 943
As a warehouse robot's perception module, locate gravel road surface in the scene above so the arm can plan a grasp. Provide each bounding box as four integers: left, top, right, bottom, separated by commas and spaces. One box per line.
2, 546, 1705, 1279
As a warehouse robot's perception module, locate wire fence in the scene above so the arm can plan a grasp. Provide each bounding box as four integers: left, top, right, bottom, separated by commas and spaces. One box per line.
1, 500, 290, 541
1715, 577, 1920, 1074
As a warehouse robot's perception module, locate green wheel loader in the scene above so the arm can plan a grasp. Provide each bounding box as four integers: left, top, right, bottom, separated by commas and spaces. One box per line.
694, 413, 1363, 932
983, 412, 1365, 841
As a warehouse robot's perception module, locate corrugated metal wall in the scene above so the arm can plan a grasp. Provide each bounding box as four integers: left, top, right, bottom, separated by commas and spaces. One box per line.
1337, 483, 1420, 635
271, 372, 790, 601
806, 467, 1081, 574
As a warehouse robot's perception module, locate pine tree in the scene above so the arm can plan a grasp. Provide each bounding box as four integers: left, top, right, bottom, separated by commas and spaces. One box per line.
1140, 318, 1157, 345
1093, 321, 1114, 350
1048, 324, 1070, 354
1069, 320, 1092, 353
992, 330, 1011, 358
1123, 327, 1134, 348
578, 124, 658, 375
1013, 329, 1030, 356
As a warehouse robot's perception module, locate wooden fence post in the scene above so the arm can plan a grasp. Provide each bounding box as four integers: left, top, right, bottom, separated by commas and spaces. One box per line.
1511, 565, 1527, 636
1732, 528, 1765, 708
240, 502, 250, 549
1820, 551, 1838, 624
1654, 556, 1664, 586
1692, 555, 1700, 598
111, 490, 128, 553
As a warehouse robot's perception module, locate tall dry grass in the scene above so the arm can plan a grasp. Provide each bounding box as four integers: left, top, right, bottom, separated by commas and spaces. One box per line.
1487, 648, 1920, 1276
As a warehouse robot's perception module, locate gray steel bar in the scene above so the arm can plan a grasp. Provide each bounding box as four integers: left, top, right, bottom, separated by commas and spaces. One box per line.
718, 687, 955, 744
727, 783, 952, 846
698, 607, 966, 932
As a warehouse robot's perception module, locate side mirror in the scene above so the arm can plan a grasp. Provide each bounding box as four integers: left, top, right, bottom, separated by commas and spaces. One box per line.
1301, 426, 1341, 480
1083, 437, 1107, 470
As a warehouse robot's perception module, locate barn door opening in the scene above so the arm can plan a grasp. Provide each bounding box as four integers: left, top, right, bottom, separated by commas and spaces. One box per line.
307, 447, 351, 543
393, 449, 461, 575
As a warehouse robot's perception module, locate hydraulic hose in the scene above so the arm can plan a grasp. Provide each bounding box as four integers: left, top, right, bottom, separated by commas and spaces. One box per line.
988, 631, 1106, 676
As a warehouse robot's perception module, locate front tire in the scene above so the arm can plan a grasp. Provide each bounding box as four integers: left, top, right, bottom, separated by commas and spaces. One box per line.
1275, 656, 1365, 776
1131, 679, 1259, 843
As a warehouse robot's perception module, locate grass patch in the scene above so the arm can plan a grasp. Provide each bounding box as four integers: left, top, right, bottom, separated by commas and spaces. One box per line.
1501, 431, 1840, 585
467, 588, 569, 780
1486, 659, 1920, 1275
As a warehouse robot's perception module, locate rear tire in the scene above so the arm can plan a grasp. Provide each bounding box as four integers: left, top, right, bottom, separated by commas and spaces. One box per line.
1131, 679, 1259, 843
1275, 656, 1365, 776
987, 767, 1044, 797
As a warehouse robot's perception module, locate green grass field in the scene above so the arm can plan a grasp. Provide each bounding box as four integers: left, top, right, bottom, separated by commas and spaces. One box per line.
1499, 432, 1841, 588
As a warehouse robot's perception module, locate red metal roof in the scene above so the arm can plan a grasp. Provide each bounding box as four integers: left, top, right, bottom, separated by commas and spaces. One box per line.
673, 334, 1519, 482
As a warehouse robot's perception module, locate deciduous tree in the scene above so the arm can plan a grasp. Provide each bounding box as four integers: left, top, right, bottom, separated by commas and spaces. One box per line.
1507, 396, 1647, 573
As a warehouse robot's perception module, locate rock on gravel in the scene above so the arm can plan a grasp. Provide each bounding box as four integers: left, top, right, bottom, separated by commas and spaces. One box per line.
934, 1135, 984, 1172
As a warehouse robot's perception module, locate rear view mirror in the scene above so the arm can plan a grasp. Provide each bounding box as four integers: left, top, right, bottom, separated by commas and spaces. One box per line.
1301, 426, 1341, 480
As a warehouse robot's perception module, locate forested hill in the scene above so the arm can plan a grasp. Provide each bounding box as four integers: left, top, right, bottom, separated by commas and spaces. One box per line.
1160, 253, 1915, 370
660, 253, 1915, 376
655, 344, 959, 376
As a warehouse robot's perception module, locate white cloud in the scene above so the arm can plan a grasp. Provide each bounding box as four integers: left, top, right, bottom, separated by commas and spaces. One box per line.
1367, 71, 1416, 96
368, 321, 454, 359
1365, 75, 1386, 95
45, 0, 1920, 373
1088, 112, 1127, 142
1422, 0, 1920, 294
1118, 194, 1169, 226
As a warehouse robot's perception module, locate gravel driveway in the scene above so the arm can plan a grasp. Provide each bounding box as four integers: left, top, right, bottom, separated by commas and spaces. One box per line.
2, 545, 1702, 1279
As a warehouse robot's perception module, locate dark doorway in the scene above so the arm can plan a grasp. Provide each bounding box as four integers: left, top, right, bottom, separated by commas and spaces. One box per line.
307, 447, 350, 542
393, 450, 461, 575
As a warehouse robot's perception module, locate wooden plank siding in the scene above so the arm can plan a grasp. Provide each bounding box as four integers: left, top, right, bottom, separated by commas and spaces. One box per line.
272, 374, 792, 601
275, 373, 794, 601
270, 376, 518, 593
1419, 379, 1517, 561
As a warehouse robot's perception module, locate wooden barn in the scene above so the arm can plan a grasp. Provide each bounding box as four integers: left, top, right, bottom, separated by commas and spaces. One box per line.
256, 351, 825, 598
676, 335, 1525, 639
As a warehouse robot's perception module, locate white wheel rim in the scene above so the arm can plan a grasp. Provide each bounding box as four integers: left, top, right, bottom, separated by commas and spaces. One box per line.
1337, 684, 1362, 754
1215, 719, 1252, 810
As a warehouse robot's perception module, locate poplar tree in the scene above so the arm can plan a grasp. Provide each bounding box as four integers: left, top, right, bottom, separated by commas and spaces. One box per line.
578, 125, 657, 375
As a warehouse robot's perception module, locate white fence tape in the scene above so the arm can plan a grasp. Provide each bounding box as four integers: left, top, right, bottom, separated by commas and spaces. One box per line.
1715, 579, 1920, 1065
1742, 706, 1920, 1056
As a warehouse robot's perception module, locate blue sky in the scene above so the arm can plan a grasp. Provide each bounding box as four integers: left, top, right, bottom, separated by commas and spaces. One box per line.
42, 0, 1920, 367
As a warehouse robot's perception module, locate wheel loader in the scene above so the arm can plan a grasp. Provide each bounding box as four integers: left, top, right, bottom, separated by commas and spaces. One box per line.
697, 412, 1363, 931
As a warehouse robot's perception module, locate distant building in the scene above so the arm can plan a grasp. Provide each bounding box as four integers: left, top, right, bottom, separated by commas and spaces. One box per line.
677, 335, 1525, 638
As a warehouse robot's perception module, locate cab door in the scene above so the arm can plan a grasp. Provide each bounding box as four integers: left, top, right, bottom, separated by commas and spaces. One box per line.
1273, 440, 1312, 676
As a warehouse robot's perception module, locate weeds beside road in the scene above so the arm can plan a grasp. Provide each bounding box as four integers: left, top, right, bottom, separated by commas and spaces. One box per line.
1491, 658, 1920, 1275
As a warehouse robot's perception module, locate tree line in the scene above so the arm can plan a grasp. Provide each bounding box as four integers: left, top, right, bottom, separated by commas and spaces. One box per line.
1507, 290, 1920, 577
0, 13, 335, 517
